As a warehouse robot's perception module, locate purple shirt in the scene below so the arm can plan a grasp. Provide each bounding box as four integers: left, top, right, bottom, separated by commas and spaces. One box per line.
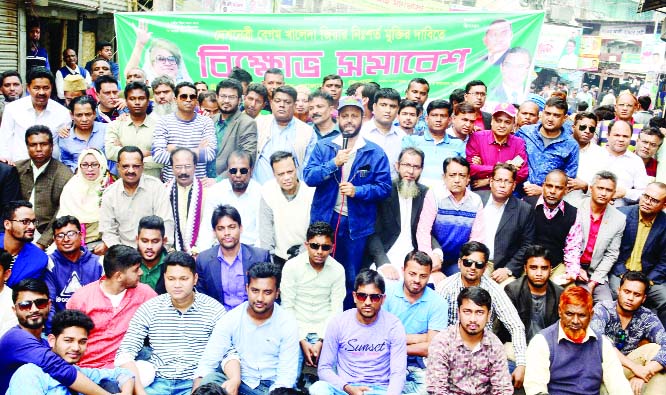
317, 309, 407, 395
217, 247, 246, 311
466, 130, 528, 188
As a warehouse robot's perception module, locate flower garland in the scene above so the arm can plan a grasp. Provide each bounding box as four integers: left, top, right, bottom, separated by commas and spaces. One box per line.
169, 178, 203, 254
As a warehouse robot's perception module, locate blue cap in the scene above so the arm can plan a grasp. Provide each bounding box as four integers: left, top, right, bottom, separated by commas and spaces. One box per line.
527, 94, 546, 111
337, 96, 364, 113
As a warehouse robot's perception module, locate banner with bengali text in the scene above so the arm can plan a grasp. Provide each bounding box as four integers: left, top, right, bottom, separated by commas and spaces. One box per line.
115, 12, 544, 104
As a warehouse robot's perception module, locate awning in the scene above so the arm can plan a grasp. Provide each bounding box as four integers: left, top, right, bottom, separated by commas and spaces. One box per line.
638, 0, 666, 12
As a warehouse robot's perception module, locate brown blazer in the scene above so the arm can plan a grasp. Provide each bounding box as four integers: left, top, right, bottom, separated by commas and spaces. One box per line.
212, 110, 257, 178
16, 158, 73, 246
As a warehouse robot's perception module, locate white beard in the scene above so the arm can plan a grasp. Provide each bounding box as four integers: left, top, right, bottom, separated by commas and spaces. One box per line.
153, 101, 177, 117
397, 179, 420, 199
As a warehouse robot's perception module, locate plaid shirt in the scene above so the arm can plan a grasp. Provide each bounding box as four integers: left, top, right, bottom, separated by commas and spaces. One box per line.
426, 325, 513, 395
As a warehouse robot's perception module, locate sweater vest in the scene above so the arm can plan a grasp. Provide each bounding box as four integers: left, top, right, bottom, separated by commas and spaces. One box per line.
534, 202, 577, 265
262, 180, 314, 259
543, 323, 603, 395
431, 186, 482, 265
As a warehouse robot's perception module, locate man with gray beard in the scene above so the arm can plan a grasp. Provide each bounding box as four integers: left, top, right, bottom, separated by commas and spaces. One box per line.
364, 147, 433, 281
151, 75, 177, 117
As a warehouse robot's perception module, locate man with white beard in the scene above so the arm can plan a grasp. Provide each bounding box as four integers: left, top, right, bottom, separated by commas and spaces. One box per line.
150, 76, 177, 117
364, 147, 433, 281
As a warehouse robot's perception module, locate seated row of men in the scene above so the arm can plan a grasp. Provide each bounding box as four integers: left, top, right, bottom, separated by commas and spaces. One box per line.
1, 238, 665, 395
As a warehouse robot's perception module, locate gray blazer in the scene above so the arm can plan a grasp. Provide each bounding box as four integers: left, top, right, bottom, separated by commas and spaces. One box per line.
578, 198, 626, 283
212, 110, 257, 177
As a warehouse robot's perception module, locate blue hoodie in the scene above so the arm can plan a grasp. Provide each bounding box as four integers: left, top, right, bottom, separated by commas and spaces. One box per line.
46, 247, 103, 313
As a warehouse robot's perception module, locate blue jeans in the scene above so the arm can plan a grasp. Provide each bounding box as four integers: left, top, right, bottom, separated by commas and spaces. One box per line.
298, 333, 320, 377
329, 214, 368, 309
403, 366, 426, 395
309, 381, 387, 395
145, 377, 193, 395
202, 371, 274, 395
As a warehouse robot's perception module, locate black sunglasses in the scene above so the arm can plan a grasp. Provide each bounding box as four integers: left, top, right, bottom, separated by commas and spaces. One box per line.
16, 298, 49, 311
308, 242, 332, 251
354, 292, 384, 303
578, 124, 596, 133
178, 94, 198, 100
229, 168, 249, 175
461, 258, 486, 269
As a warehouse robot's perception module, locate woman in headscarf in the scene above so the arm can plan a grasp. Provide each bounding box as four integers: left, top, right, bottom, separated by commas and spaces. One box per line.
58, 148, 114, 255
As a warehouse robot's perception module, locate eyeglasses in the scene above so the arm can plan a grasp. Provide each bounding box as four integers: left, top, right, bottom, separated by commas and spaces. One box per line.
154, 55, 178, 65
578, 124, 596, 134
399, 162, 422, 170
229, 167, 249, 175
307, 242, 332, 251
615, 328, 627, 349
178, 94, 198, 101
80, 162, 100, 169
354, 292, 384, 303
218, 95, 238, 101
467, 92, 487, 97
10, 218, 39, 226
55, 230, 80, 240
461, 258, 486, 269
174, 165, 194, 171
16, 298, 49, 311
642, 193, 662, 205
491, 178, 514, 185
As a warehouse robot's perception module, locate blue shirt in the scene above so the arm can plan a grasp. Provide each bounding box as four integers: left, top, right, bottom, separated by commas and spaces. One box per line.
195, 301, 300, 391
383, 281, 449, 367
217, 246, 246, 311
402, 130, 465, 188
58, 122, 107, 171
7, 363, 133, 395
254, 118, 299, 185
516, 121, 579, 186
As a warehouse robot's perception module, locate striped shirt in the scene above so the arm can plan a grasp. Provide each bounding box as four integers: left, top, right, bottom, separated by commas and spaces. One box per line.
115, 292, 226, 380
436, 275, 527, 366
152, 112, 216, 181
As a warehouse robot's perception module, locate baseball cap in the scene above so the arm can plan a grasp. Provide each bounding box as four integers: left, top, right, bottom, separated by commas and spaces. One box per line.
492, 103, 517, 118
337, 96, 364, 113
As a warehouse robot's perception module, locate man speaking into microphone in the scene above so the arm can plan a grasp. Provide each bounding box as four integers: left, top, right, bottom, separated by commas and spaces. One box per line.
304, 96, 392, 308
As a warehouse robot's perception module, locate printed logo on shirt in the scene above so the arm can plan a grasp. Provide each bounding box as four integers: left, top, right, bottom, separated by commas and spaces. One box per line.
344, 339, 387, 354
57, 271, 82, 304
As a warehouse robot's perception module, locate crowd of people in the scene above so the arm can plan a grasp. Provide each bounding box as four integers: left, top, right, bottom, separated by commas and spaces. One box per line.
1, 39, 666, 395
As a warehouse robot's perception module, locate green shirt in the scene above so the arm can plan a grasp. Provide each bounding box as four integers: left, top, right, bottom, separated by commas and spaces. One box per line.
140, 252, 166, 291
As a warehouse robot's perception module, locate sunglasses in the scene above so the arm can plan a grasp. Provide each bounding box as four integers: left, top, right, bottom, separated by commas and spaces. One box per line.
308, 242, 333, 251
229, 167, 249, 175
178, 94, 198, 100
461, 258, 486, 269
16, 298, 49, 311
355, 292, 384, 303
578, 124, 596, 133
615, 328, 627, 349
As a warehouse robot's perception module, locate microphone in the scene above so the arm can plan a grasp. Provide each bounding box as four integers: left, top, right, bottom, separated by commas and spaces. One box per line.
342, 137, 349, 150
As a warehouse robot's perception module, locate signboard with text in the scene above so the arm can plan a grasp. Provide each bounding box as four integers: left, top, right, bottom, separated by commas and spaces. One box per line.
115, 12, 545, 103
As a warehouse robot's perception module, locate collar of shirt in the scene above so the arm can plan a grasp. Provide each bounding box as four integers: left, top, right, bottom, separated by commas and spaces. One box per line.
638, 212, 656, 228
313, 121, 340, 137
445, 126, 469, 143
614, 116, 635, 125
332, 133, 367, 152
391, 281, 427, 305
271, 116, 296, 132
64, 65, 80, 74
122, 175, 149, 196
424, 129, 452, 145
217, 245, 243, 266
536, 195, 566, 219
30, 159, 51, 178
440, 184, 472, 204
68, 122, 103, 141
557, 322, 597, 344
485, 131, 510, 146
123, 114, 155, 128
365, 118, 403, 136
453, 323, 492, 352
485, 194, 510, 209
167, 291, 203, 313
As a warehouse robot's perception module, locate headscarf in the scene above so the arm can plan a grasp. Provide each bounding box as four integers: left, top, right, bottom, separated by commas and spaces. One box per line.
58, 148, 109, 223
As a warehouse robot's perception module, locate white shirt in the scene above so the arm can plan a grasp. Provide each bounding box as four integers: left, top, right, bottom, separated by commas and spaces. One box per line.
0, 96, 70, 162
385, 195, 413, 275
198, 178, 261, 249
483, 195, 508, 261
361, 118, 405, 179
600, 147, 650, 206
0, 285, 18, 337
565, 143, 606, 208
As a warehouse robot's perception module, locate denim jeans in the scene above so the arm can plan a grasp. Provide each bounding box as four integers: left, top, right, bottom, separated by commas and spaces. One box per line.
309, 382, 387, 395
145, 377, 193, 395
402, 366, 426, 395
202, 371, 274, 395
297, 333, 321, 377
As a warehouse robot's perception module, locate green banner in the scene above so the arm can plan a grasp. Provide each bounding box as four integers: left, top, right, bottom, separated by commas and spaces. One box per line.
115, 12, 544, 104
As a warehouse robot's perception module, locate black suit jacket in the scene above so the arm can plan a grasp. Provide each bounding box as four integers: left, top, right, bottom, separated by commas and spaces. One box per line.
0, 162, 19, 208
476, 191, 535, 276
364, 180, 428, 267
498, 275, 562, 343
612, 205, 666, 284
195, 243, 271, 305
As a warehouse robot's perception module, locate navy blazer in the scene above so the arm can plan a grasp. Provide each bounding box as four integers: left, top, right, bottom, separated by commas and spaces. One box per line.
476, 191, 535, 276
612, 205, 666, 284
195, 243, 271, 305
